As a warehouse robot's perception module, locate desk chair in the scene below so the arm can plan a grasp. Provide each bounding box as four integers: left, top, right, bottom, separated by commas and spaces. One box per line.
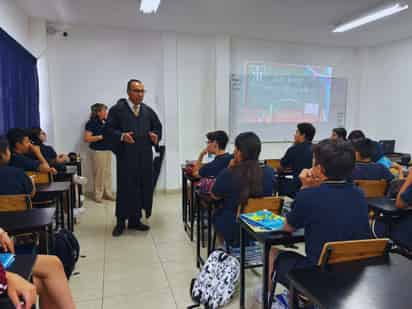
318, 238, 390, 268
26, 172, 55, 207
355, 180, 388, 198
238, 196, 284, 217
213, 197, 284, 257
264, 159, 282, 170
0, 195, 32, 212
269, 238, 390, 308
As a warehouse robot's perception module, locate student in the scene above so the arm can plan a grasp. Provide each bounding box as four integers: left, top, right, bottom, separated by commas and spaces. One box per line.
0, 227, 75, 309
211, 132, 276, 246
352, 138, 398, 182
6, 128, 57, 174
0, 138, 35, 197
373, 167, 412, 249
30, 127, 69, 166
267, 139, 370, 293
279, 123, 315, 196
84, 103, 115, 203
331, 127, 347, 141
349, 130, 403, 174
192, 130, 232, 178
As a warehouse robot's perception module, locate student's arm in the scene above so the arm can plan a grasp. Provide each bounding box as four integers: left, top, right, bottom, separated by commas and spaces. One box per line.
279, 146, 294, 171
396, 167, 412, 209
382, 165, 395, 182
283, 195, 307, 232
211, 169, 230, 201
84, 130, 103, 143
193, 148, 208, 177
392, 162, 405, 180
28, 144, 50, 170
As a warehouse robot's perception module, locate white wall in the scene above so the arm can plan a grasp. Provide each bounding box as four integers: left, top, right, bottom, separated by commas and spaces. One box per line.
359, 38, 412, 154
47, 25, 163, 191
0, 0, 29, 49
231, 38, 362, 158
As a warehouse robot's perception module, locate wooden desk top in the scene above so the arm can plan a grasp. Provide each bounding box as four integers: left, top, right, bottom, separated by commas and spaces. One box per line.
0, 208, 55, 234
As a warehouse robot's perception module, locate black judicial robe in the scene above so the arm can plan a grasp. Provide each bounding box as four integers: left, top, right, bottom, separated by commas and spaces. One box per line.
105, 99, 162, 219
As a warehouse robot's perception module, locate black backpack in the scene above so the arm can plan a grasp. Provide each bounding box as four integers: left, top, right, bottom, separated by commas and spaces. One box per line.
52, 229, 80, 279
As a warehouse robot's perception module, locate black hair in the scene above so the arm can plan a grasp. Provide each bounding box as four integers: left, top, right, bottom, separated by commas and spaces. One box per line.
30, 127, 43, 145
312, 139, 355, 180
232, 132, 263, 206
206, 130, 229, 150
6, 128, 29, 150
348, 130, 365, 143
332, 127, 347, 140
353, 138, 374, 160
90, 103, 108, 120
0, 137, 9, 165
127, 79, 143, 92
297, 123, 316, 142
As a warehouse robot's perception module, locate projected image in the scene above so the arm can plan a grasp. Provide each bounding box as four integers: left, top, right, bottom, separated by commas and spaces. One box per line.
242, 63, 333, 124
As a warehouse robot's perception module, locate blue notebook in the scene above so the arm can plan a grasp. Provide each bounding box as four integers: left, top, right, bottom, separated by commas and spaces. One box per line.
0, 253, 15, 269
240, 210, 285, 231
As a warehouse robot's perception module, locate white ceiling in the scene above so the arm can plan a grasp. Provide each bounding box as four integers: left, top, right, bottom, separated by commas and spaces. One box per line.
16, 0, 412, 47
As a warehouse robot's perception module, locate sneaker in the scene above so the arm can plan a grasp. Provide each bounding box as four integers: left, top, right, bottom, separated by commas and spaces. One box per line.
73, 175, 88, 185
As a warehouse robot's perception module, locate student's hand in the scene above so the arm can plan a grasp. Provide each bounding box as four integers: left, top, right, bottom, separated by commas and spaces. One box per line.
200, 148, 208, 157
49, 168, 58, 175
299, 169, 322, 189
28, 144, 40, 154
148, 132, 158, 145
6, 272, 37, 309
0, 229, 14, 253
122, 132, 135, 144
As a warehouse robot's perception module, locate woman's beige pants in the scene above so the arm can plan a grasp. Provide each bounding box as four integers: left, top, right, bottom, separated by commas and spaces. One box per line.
91, 150, 113, 200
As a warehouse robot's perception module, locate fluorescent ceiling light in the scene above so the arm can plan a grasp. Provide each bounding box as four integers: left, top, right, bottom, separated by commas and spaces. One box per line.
140, 0, 162, 14
333, 2, 408, 33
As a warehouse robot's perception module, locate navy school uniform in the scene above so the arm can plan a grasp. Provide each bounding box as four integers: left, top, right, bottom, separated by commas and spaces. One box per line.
274, 182, 371, 286
199, 153, 233, 178
351, 161, 394, 182
280, 141, 313, 196
85, 118, 112, 151
0, 166, 33, 195
211, 166, 277, 246
9, 153, 40, 172
374, 185, 412, 249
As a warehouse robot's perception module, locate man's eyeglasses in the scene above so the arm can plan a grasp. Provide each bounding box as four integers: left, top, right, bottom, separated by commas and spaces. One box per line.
130, 89, 147, 94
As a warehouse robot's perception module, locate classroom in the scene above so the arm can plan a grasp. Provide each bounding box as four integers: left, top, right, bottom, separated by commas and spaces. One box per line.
0, 0, 412, 308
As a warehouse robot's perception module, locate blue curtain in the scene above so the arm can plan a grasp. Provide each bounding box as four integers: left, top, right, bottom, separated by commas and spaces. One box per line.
0, 27, 40, 135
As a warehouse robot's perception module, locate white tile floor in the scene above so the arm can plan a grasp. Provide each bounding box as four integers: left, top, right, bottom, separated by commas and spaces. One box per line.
71, 193, 293, 309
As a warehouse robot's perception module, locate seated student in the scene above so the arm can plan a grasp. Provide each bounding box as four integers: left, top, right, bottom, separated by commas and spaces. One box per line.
331, 127, 347, 141
267, 139, 370, 294
373, 167, 412, 250
0, 138, 36, 197
211, 132, 276, 246
0, 227, 75, 309
6, 128, 57, 175
349, 130, 403, 176
29, 127, 69, 166
352, 138, 398, 182
192, 130, 232, 178
279, 123, 315, 196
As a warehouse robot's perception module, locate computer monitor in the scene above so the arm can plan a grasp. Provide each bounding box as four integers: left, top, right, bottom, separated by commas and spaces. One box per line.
379, 140, 395, 155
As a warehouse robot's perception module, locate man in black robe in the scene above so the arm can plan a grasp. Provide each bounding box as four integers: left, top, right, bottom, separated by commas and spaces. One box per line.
105, 79, 162, 237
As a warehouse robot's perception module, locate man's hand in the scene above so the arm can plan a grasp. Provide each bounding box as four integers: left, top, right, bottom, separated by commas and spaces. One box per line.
0, 229, 14, 253
122, 132, 135, 144
149, 132, 158, 145
6, 272, 37, 309
299, 168, 322, 189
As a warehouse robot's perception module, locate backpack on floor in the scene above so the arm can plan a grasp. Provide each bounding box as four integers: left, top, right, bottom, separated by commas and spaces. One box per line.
188, 250, 240, 309
52, 229, 80, 279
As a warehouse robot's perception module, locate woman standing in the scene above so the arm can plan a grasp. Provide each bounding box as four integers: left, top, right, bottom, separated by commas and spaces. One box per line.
84, 103, 115, 203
